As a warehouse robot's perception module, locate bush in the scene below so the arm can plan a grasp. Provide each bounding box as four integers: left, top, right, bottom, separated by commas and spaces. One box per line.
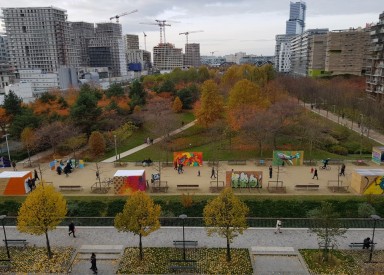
0, 200, 21, 216
358, 203, 376, 218
329, 145, 348, 155
106, 199, 125, 216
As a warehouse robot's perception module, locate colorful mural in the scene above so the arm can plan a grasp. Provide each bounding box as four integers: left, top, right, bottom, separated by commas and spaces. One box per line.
272, 151, 304, 166
372, 146, 384, 165
226, 171, 263, 189
363, 176, 384, 195
113, 170, 146, 195
173, 152, 203, 167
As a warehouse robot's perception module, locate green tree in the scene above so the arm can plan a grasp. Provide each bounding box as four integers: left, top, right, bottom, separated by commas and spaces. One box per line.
17, 184, 67, 258
70, 87, 102, 135
129, 80, 146, 108
64, 133, 87, 158
172, 96, 183, 113
3, 90, 23, 116
88, 131, 106, 156
203, 187, 249, 262
114, 191, 161, 260
358, 203, 376, 218
176, 84, 199, 109
106, 83, 125, 98
158, 78, 175, 94
307, 202, 347, 262
197, 66, 210, 82
195, 80, 224, 127
9, 108, 41, 138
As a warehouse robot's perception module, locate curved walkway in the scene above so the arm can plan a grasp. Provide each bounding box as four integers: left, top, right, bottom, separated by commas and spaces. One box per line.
101, 120, 196, 163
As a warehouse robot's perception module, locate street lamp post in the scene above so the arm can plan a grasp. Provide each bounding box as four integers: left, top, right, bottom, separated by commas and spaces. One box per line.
2, 134, 11, 163
368, 214, 381, 263
360, 114, 364, 156
114, 135, 117, 161
179, 214, 187, 260
0, 215, 10, 260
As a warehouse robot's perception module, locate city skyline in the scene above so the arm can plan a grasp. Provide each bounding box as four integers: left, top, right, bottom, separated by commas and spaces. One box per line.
0, 0, 382, 56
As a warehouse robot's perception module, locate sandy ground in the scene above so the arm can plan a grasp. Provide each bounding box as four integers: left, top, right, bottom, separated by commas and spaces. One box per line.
2, 160, 379, 196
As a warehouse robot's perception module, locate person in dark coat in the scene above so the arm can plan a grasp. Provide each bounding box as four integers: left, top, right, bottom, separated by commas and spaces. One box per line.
90, 253, 97, 274
68, 221, 76, 238
56, 166, 62, 175
269, 165, 273, 179
363, 237, 371, 249
34, 169, 39, 181
312, 168, 318, 180
339, 163, 346, 176
210, 167, 216, 179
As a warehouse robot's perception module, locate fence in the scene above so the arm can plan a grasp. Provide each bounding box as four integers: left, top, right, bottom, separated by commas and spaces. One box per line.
2, 217, 384, 228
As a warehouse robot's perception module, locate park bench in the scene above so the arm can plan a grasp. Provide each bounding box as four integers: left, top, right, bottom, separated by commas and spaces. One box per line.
3, 239, 28, 248
228, 160, 246, 165
58, 185, 83, 191
294, 184, 319, 191
0, 259, 11, 271
114, 162, 127, 167
151, 181, 169, 193
349, 242, 376, 248
169, 259, 197, 272
176, 184, 199, 190
173, 240, 198, 248
135, 161, 153, 167
353, 160, 368, 166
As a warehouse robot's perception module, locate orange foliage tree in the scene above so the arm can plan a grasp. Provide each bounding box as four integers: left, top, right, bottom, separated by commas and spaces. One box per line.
172, 96, 183, 113
0, 107, 11, 135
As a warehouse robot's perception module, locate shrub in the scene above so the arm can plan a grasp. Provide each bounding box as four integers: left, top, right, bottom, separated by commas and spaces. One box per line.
358, 203, 376, 218
106, 199, 125, 216
180, 193, 194, 208
329, 145, 348, 155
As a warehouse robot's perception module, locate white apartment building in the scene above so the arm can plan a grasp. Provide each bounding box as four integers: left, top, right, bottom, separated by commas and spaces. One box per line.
153, 43, 183, 71
18, 69, 59, 94
225, 52, 246, 64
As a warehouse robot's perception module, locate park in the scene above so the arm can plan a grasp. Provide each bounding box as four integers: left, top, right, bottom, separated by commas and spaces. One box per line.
1, 65, 384, 273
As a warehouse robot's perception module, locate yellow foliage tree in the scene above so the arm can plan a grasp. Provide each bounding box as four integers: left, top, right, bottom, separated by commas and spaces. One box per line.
227, 79, 270, 130
17, 184, 67, 259
194, 80, 224, 127
172, 96, 183, 113
114, 191, 161, 260
203, 187, 249, 262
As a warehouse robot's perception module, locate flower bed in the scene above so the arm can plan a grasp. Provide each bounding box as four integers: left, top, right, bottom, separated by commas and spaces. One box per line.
117, 247, 253, 274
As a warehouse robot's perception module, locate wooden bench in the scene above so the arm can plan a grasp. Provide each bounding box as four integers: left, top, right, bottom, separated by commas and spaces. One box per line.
173, 240, 198, 248
169, 259, 197, 272
114, 162, 128, 167
58, 185, 83, 191
0, 259, 11, 271
176, 184, 199, 190
228, 160, 246, 165
349, 242, 376, 248
3, 239, 28, 248
294, 184, 319, 191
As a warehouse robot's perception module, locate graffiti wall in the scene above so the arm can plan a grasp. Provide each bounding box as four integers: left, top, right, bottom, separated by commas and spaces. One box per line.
272, 150, 304, 166
226, 171, 263, 189
113, 170, 146, 195
351, 169, 384, 195
372, 146, 384, 165
173, 152, 203, 167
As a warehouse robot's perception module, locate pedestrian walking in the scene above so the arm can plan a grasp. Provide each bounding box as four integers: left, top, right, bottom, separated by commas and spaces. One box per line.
269, 165, 273, 179
68, 221, 76, 238
11, 161, 16, 171
312, 168, 318, 180
210, 167, 216, 179
339, 163, 346, 176
96, 171, 100, 180
90, 253, 97, 274
34, 169, 39, 181
275, 219, 282, 234
197, 170, 200, 177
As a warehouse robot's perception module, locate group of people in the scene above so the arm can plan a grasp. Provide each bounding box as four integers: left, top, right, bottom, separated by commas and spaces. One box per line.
142, 158, 153, 167
145, 137, 153, 145
174, 162, 184, 174
56, 161, 73, 176
27, 169, 40, 192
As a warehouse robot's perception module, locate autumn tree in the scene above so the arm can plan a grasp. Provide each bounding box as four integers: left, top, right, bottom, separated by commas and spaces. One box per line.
64, 133, 87, 158
106, 122, 137, 158
195, 80, 224, 127
20, 127, 37, 166
172, 96, 183, 113
114, 191, 161, 260
35, 121, 72, 154
307, 202, 347, 262
0, 107, 11, 135
203, 187, 249, 262
88, 131, 106, 156
227, 79, 270, 130
17, 184, 67, 259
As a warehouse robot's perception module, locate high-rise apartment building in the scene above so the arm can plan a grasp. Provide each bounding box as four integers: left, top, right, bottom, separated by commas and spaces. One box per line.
286, 1, 306, 35
184, 43, 201, 67
366, 12, 384, 100
308, 33, 328, 77
69, 22, 95, 67
325, 28, 370, 76
124, 34, 139, 50
0, 35, 15, 94
153, 43, 183, 71
88, 23, 127, 77
1, 7, 72, 73
290, 29, 328, 76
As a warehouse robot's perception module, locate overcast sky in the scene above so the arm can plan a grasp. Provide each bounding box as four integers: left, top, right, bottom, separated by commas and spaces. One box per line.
1, 1, 382, 56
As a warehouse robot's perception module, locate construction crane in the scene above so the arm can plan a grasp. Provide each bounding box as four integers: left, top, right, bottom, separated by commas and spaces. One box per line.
140, 19, 178, 44
143, 32, 147, 51
179, 30, 204, 45
210, 51, 218, 56
110, 9, 138, 23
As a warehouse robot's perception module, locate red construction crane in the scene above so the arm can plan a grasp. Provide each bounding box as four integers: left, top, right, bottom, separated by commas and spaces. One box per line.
179, 30, 204, 45
140, 19, 178, 44
110, 9, 138, 23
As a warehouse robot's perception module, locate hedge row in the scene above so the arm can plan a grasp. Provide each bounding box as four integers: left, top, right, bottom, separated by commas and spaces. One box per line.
1, 198, 383, 218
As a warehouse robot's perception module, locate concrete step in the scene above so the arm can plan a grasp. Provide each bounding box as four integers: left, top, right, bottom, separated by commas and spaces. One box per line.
78, 244, 124, 254
77, 253, 121, 260
251, 246, 298, 256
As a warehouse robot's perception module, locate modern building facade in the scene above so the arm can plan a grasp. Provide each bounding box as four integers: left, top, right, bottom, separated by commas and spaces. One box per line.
1, 7, 73, 73
366, 12, 384, 100
308, 33, 328, 77
0, 35, 15, 94
325, 28, 370, 76
184, 43, 200, 67
286, 1, 306, 35
124, 34, 139, 50
153, 43, 183, 71
88, 23, 127, 77
69, 21, 95, 67
239, 55, 274, 66
290, 28, 328, 76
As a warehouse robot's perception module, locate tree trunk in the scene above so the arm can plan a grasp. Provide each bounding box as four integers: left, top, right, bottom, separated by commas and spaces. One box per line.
259, 140, 263, 157
45, 230, 52, 259
139, 233, 143, 260
226, 235, 231, 262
